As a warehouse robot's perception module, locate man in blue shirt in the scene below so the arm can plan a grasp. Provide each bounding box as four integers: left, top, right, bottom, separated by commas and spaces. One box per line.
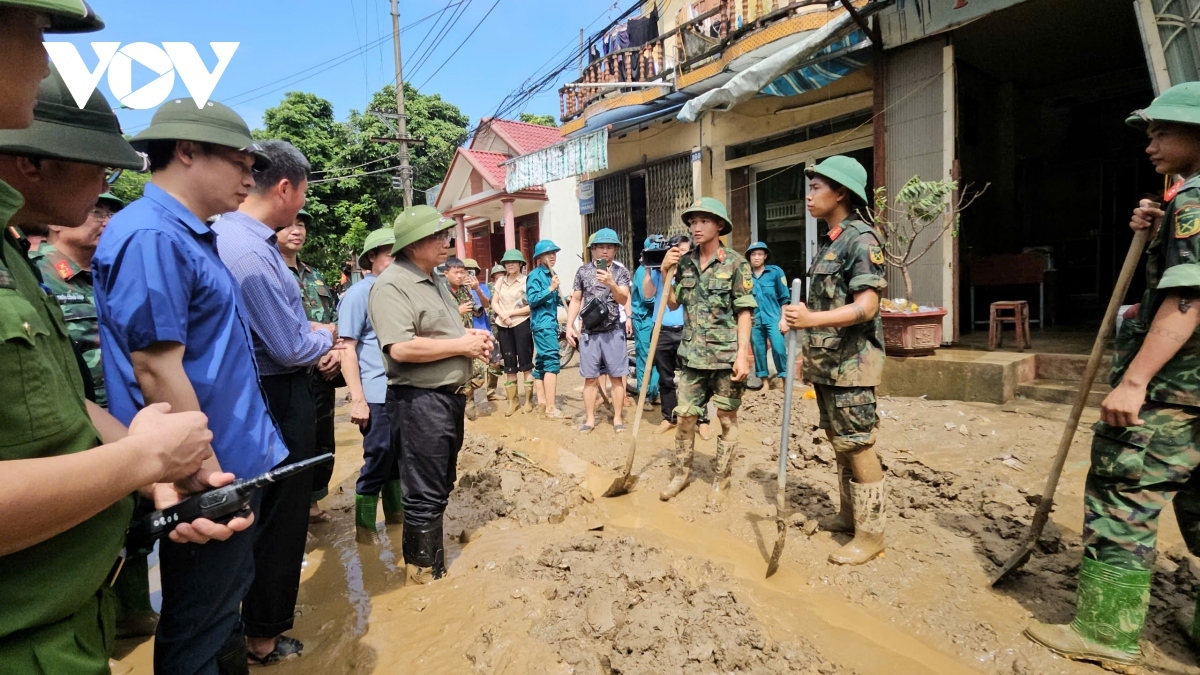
631, 240, 660, 411
745, 242, 790, 391
93, 98, 283, 673
211, 140, 334, 665
341, 228, 401, 541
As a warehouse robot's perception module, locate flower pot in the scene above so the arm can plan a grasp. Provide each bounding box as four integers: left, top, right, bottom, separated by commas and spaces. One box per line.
881, 308, 947, 356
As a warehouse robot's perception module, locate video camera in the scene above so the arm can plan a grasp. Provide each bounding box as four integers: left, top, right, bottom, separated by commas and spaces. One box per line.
642, 234, 689, 268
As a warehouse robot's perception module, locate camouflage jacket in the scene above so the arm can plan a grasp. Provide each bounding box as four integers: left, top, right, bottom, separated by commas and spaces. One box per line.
673, 245, 757, 370
802, 218, 887, 387
35, 244, 105, 406
1111, 174, 1200, 407
451, 283, 474, 329
291, 260, 337, 324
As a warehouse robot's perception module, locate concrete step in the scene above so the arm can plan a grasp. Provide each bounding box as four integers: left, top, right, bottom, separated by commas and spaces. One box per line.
1034, 353, 1114, 382
1015, 378, 1111, 407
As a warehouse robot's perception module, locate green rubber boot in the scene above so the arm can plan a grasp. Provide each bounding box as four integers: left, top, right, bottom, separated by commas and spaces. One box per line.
504, 382, 519, 417
1024, 557, 1150, 673
355, 494, 380, 544
382, 480, 404, 525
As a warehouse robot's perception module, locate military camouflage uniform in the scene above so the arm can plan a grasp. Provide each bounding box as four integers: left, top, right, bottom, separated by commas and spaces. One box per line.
35, 243, 105, 407
672, 245, 757, 479
291, 260, 338, 501
453, 283, 487, 388
1084, 174, 1200, 572
802, 218, 887, 453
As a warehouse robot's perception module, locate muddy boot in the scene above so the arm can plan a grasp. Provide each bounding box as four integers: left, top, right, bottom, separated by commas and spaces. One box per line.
706, 437, 735, 509
828, 479, 886, 565
355, 494, 380, 544
486, 373, 502, 401
504, 382, 519, 417
403, 518, 447, 584
746, 376, 764, 391
773, 377, 788, 392
522, 383, 534, 414
1024, 558, 1149, 673
464, 387, 478, 421
381, 480, 404, 525
659, 436, 694, 501
818, 457, 854, 533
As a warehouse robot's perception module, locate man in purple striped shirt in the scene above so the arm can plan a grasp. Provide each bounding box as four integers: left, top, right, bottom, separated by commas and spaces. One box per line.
211, 140, 333, 665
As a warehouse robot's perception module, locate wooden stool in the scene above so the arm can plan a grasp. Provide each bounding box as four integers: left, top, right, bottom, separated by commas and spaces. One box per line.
989, 300, 1032, 351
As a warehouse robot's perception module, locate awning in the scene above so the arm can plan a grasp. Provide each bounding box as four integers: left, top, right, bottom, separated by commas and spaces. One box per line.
503, 128, 609, 193
760, 32, 872, 97
677, 8, 859, 123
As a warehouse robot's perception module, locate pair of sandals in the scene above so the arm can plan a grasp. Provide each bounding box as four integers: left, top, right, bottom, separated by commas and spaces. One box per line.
579, 422, 625, 434
248, 636, 303, 666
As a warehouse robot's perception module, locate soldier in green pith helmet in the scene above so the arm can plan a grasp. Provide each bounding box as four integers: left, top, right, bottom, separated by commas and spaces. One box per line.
781, 155, 888, 568
658, 197, 756, 508
1025, 82, 1200, 673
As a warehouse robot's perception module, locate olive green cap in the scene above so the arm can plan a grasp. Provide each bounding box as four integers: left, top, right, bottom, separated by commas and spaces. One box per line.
682, 197, 732, 235
131, 98, 271, 171
500, 249, 526, 265
1128, 82, 1200, 129
0, 66, 144, 170
462, 258, 481, 271
3, 0, 104, 33
296, 209, 313, 226
96, 191, 124, 211
490, 264, 505, 278
358, 227, 396, 269
805, 155, 868, 205
392, 205, 454, 253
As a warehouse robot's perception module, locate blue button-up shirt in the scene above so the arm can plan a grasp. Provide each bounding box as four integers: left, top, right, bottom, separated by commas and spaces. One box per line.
649, 268, 685, 328
211, 211, 333, 376
752, 264, 790, 324
337, 274, 387, 405
93, 184, 288, 479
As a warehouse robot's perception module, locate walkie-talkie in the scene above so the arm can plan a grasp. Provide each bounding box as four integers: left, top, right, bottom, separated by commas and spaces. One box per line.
129, 453, 334, 545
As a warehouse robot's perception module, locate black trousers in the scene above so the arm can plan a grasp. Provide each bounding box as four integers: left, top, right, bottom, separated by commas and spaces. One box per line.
308, 370, 336, 501
653, 327, 708, 425
155, 491, 261, 675
356, 402, 398, 496
386, 385, 465, 527
495, 321, 534, 373
243, 371, 316, 639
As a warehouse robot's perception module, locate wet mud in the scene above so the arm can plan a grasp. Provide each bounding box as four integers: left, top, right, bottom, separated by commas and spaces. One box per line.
113, 372, 1200, 674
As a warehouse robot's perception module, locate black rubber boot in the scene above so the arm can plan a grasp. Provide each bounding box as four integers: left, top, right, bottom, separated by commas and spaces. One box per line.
402, 518, 447, 584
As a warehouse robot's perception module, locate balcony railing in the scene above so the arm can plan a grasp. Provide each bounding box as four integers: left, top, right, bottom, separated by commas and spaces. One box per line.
559, 0, 843, 122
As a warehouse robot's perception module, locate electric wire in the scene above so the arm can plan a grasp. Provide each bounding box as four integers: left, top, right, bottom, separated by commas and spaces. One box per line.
416, 0, 502, 90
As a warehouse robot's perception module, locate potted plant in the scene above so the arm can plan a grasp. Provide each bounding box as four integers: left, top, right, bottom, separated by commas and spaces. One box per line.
871, 176, 985, 356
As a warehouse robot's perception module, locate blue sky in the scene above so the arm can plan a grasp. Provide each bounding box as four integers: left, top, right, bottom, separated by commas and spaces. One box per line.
49, 0, 625, 134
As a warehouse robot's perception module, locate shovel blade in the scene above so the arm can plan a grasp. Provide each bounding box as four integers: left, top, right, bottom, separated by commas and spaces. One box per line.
990, 543, 1034, 586
601, 475, 631, 498
765, 519, 787, 578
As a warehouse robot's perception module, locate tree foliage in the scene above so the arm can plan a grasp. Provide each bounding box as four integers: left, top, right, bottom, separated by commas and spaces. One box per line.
518, 112, 557, 127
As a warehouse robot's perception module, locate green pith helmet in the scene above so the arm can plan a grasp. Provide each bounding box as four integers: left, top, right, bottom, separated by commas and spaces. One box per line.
589, 228, 621, 247
533, 239, 560, 260
0, 66, 145, 170
490, 264, 505, 279
462, 258, 481, 271
358, 227, 396, 269
3, 0, 104, 33
500, 249, 527, 266
391, 205, 454, 253
296, 209, 313, 226
746, 241, 770, 259
1128, 82, 1200, 128
682, 197, 732, 235
805, 155, 868, 205
131, 98, 271, 171
96, 192, 124, 211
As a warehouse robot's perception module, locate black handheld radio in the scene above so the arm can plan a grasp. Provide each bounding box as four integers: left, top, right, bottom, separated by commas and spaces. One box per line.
129, 453, 334, 546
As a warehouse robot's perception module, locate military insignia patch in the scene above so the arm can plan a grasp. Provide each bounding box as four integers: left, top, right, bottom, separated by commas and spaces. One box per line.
824, 252, 837, 261
55, 259, 73, 279
743, 276, 753, 291
1177, 206, 1200, 239
868, 244, 885, 265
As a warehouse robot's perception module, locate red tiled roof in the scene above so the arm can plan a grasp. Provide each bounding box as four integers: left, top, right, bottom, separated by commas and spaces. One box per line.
461, 149, 510, 190
483, 118, 563, 156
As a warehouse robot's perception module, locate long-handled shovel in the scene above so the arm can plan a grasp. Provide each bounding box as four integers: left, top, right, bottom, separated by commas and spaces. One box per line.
602, 272, 673, 498
991, 227, 1150, 585
767, 279, 805, 578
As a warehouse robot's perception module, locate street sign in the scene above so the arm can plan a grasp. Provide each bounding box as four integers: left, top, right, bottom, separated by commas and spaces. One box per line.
579, 180, 595, 215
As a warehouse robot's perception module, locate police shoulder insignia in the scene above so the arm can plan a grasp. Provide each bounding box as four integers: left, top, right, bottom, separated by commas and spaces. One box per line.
868, 244, 885, 265
55, 259, 73, 279
1177, 205, 1200, 239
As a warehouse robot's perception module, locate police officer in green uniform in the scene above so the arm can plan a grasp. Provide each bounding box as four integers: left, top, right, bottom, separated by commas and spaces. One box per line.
781, 156, 888, 567
1025, 83, 1200, 672
659, 197, 757, 507
0, 49, 235, 673
276, 207, 342, 521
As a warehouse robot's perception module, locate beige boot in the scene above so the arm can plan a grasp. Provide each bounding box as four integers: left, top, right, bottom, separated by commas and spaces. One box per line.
504, 382, 518, 417
829, 479, 886, 565
706, 436, 735, 509
464, 387, 477, 421
659, 435, 694, 501
818, 457, 854, 533
486, 373, 502, 401
522, 382, 534, 414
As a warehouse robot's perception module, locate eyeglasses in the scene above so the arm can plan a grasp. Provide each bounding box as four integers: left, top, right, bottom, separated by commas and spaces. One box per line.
88, 209, 114, 222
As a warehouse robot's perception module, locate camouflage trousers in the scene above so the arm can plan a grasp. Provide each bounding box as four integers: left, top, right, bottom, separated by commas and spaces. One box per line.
468, 358, 488, 390
1083, 403, 1200, 572
674, 366, 745, 418
813, 384, 878, 452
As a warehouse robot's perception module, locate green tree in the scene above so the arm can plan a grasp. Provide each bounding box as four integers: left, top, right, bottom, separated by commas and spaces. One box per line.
108, 169, 149, 205
518, 113, 557, 127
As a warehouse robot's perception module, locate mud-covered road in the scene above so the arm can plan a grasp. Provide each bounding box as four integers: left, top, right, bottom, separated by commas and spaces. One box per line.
114, 366, 1200, 674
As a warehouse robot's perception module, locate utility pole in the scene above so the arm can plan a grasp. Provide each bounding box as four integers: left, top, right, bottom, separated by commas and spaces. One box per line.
390, 0, 412, 208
